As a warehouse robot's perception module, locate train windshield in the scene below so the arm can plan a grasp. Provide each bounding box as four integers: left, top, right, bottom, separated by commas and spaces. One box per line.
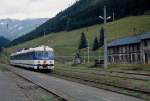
35, 51, 54, 59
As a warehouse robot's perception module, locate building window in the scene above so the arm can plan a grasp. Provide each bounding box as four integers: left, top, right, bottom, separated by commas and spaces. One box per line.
108, 48, 113, 55
132, 54, 135, 63
132, 45, 135, 52
123, 47, 126, 53
134, 45, 140, 52
137, 54, 141, 63
125, 46, 128, 53
120, 47, 123, 53
121, 55, 124, 62
137, 45, 140, 51
108, 56, 112, 63
144, 40, 148, 47
113, 47, 119, 54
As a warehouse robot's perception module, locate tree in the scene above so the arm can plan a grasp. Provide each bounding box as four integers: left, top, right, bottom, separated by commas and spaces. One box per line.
92, 36, 99, 51
66, 17, 71, 31
0, 47, 2, 53
99, 27, 105, 48
78, 32, 88, 50
0, 47, 4, 53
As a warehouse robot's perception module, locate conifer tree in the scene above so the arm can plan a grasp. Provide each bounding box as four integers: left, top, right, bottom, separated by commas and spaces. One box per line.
92, 36, 99, 51
0, 47, 2, 53
99, 27, 105, 48
78, 32, 88, 50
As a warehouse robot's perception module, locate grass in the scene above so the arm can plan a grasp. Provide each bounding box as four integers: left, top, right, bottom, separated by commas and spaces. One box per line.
55, 62, 150, 72
54, 63, 150, 92
108, 64, 150, 71
7, 15, 150, 59
0, 63, 9, 71
40, 96, 63, 101
0, 49, 10, 71
0, 50, 10, 64
53, 64, 150, 101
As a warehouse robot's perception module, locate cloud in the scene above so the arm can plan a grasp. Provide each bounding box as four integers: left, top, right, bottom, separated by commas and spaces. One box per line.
0, 0, 76, 20
30, 0, 41, 2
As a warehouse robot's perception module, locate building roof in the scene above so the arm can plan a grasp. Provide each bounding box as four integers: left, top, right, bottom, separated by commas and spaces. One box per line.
139, 32, 150, 40
108, 32, 150, 47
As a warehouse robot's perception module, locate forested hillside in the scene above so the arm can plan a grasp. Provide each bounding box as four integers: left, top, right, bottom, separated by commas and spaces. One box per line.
0, 37, 10, 47
8, 15, 150, 58
10, 0, 150, 46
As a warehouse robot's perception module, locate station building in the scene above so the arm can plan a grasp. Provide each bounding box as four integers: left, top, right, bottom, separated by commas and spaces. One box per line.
108, 32, 150, 64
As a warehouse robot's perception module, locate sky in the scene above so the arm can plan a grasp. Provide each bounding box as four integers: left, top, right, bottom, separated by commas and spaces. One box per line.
0, 0, 76, 20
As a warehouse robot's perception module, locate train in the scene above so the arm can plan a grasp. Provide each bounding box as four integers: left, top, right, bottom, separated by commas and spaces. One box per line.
10, 45, 54, 71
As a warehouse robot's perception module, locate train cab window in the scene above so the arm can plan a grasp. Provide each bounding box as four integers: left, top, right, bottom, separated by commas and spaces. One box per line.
37, 51, 49, 58
35, 51, 54, 59
48, 52, 54, 59
36, 51, 43, 58
43, 52, 48, 57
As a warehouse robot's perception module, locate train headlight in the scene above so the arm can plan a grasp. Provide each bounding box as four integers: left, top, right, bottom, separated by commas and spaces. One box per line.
38, 61, 40, 64
43, 61, 47, 64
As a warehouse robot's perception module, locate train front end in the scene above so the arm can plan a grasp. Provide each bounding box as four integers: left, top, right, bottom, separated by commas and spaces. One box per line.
33, 46, 54, 71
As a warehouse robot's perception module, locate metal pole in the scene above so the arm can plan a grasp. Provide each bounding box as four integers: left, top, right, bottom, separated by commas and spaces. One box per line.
84, 30, 90, 63
113, 12, 115, 21
104, 6, 107, 24
44, 29, 46, 37
104, 6, 108, 68
87, 46, 90, 63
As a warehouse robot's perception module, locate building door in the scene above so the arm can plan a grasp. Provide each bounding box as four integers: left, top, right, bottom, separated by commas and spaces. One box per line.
145, 53, 148, 64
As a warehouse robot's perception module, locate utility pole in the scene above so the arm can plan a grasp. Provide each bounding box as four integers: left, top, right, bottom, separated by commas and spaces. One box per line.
87, 41, 90, 63
6, 23, 9, 30
85, 29, 90, 63
99, 6, 111, 68
104, 6, 107, 68
43, 28, 46, 37
113, 12, 115, 21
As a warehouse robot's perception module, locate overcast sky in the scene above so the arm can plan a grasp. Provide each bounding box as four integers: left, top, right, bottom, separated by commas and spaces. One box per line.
0, 0, 76, 20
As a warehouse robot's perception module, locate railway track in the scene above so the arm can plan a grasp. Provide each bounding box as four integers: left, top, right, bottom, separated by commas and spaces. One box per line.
52, 69, 150, 93
49, 68, 150, 101
110, 70, 150, 76
54, 68, 150, 81
6, 64, 146, 101
3, 63, 149, 101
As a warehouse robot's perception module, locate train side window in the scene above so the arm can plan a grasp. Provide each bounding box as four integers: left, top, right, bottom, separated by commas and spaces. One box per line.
29, 52, 32, 60
28, 52, 31, 60
25, 53, 27, 60
19, 54, 21, 60
20, 54, 22, 60
30, 52, 34, 59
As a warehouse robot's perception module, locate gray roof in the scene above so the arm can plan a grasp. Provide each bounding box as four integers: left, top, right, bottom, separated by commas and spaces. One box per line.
108, 32, 150, 47
139, 32, 150, 40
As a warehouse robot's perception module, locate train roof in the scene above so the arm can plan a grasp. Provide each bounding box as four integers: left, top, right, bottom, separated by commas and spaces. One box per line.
11, 45, 53, 56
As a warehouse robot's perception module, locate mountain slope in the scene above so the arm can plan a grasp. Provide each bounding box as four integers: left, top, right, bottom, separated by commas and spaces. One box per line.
8, 15, 150, 59
10, 0, 150, 46
0, 36, 10, 47
0, 18, 48, 40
